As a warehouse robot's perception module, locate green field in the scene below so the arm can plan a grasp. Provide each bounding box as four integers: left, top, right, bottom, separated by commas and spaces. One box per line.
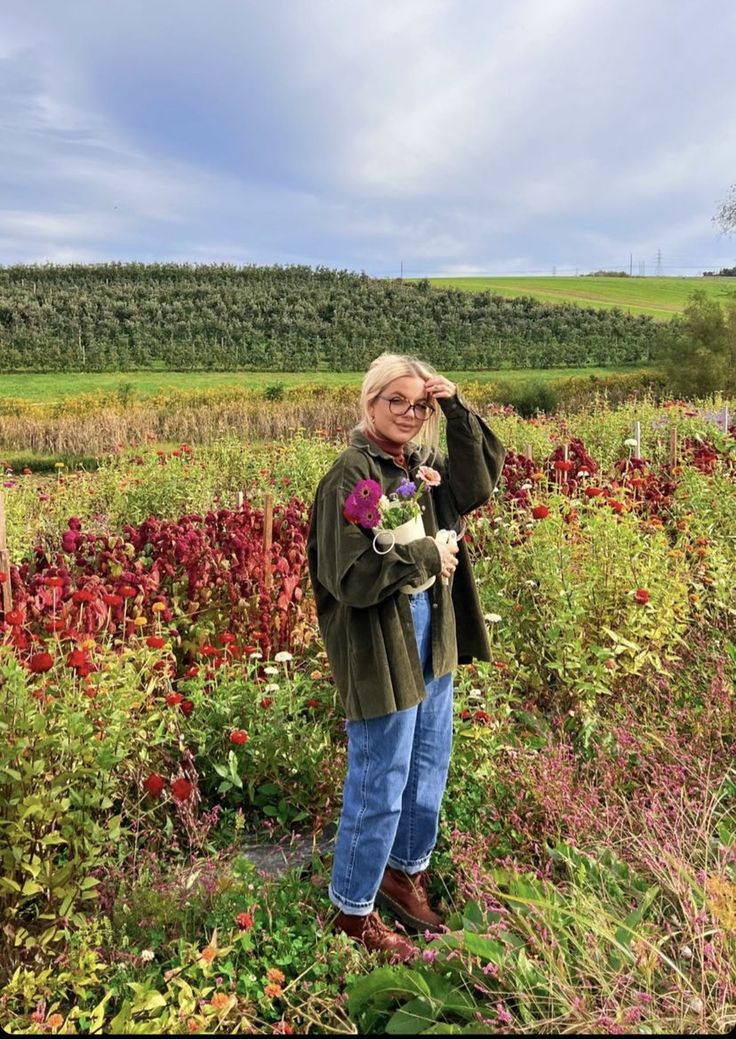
0, 366, 647, 403
425, 275, 736, 319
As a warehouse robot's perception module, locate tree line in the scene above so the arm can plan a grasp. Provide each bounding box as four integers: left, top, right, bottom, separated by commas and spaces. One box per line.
0, 263, 662, 372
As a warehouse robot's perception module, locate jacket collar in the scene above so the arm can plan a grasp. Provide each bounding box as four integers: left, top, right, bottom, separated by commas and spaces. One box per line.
349, 427, 422, 469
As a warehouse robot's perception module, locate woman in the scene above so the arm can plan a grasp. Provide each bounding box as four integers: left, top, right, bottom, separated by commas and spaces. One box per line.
307, 353, 505, 960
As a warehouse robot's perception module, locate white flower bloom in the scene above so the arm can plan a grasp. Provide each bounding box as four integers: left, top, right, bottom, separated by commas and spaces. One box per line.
249, 650, 263, 659
484, 613, 502, 624
140, 949, 155, 962
577, 469, 590, 477
263, 666, 278, 675
624, 438, 638, 447
525, 580, 537, 586
521, 481, 532, 490
468, 688, 483, 700
264, 683, 280, 693
274, 650, 293, 663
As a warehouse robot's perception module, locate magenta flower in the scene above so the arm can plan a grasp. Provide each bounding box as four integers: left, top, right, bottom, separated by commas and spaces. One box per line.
354, 479, 382, 504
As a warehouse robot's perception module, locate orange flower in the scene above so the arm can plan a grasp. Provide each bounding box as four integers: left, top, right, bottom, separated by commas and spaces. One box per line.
210, 992, 230, 1011
200, 944, 216, 963
47, 1014, 64, 1031
266, 967, 286, 984
264, 982, 283, 999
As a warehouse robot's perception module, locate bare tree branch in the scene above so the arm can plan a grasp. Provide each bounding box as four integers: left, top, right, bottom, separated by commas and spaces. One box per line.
714, 184, 736, 233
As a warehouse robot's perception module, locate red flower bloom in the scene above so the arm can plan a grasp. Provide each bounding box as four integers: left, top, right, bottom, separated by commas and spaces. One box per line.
260, 697, 273, 709
585, 486, 604, 498
4, 608, 23, 626
179, 699, 194, 717
119, 584, 138, 599
43, 575, 65, 588
102, 593, 123, 606
28, 651, 54, 673
634, 588, 650, 604
236, 911, 254, 930
146, 635, 166, 649
143, 773, 166, 797
218, 632, 236, 645
306, 698, 320, 709
171, 778, 193, 802
72, 588, 95, 603
230, 729, 249, 745
473, 710, 491, 725
459, 708, 472, 721
67, 648, 89, 668
185, 666, 200, 678
531, 505, 550, 520
165, 692, 183, 707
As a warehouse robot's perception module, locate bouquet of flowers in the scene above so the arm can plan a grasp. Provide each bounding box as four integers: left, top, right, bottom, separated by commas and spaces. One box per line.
343, 466, 442, 531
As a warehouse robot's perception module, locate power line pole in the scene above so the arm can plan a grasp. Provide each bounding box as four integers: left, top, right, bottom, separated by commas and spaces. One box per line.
629, 252, 633, 276
656, 249, 662, 277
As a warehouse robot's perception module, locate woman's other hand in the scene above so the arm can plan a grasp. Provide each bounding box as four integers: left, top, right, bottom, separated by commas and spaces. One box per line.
434, 534, 459, 579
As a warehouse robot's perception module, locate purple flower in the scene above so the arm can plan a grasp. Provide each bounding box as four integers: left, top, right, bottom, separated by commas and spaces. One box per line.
396, 480, 416, 498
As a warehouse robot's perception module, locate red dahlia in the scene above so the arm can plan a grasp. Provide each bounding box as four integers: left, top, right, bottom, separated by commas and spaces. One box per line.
143, 773, 166, 797
171, 778, 193, 802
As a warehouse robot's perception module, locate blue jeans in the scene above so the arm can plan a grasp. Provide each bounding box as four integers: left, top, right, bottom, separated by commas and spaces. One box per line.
328, 590, 454, 915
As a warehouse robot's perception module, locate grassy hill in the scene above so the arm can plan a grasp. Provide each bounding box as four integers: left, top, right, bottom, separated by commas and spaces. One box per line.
425, 275, 736, 319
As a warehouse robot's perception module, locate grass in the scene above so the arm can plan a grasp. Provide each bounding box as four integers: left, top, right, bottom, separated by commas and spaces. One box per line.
0, 366, 648, 403
424, 275, 736, 319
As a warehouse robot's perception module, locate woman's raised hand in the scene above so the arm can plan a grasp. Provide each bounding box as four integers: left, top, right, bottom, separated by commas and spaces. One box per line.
424, 375, 456, 400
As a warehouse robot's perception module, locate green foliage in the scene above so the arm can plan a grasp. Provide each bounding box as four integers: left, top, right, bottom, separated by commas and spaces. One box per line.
653, 290, 736, 395
0, 262, 661, 373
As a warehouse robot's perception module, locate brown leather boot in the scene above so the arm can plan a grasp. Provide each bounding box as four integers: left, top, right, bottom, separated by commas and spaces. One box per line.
333, 910, 417, 961
376, 867, 445, 931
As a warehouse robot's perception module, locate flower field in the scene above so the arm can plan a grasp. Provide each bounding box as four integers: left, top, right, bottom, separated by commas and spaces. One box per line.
1, 396, 735, 1034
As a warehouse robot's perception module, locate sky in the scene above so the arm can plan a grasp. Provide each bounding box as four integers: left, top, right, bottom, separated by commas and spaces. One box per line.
1, 0, 736, 278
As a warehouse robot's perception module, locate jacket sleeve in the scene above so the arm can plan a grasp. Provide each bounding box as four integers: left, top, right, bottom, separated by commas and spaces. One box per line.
434, 393, 506, 516
310, 455, 442, 609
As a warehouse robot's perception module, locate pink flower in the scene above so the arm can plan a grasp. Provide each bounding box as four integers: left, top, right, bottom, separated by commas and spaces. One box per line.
417, 465, 441, 488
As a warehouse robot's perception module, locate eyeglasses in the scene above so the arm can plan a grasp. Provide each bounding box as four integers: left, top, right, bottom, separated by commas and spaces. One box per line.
377, 395, 436, 421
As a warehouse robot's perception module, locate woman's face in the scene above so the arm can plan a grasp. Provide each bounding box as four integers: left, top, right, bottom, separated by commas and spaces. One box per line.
369, 375, 430, 445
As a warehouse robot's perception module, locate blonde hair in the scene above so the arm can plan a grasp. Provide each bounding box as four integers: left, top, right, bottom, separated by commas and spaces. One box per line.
358, 352, 440, 453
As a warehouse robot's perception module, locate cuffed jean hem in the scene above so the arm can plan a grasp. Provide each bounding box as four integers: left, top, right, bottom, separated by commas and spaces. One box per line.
386, 852, 433, 874
328, 882, 373, 916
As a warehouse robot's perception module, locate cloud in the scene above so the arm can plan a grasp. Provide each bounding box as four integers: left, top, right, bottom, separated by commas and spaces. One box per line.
1, 0, 735, 273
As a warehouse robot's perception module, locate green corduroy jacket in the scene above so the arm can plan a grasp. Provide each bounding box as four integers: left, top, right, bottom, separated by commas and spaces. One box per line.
307, 394, 506, 720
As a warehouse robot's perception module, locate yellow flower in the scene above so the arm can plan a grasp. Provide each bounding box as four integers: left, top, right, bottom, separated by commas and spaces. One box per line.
134, 616, 147, 627
152, 602, 166, 613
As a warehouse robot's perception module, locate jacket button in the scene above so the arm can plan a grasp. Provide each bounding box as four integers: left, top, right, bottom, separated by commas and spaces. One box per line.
432, 602, 438, 610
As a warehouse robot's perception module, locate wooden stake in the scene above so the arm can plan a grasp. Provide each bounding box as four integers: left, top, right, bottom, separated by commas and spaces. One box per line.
669, 427, 678, 467
634, 421, 641, 460
237, 491, 244, 509
562, 443, 569, 484
524, 443, 533, 461
723, 406, 730, 434
263, 493, 273, 590
0, 490, 12, 613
